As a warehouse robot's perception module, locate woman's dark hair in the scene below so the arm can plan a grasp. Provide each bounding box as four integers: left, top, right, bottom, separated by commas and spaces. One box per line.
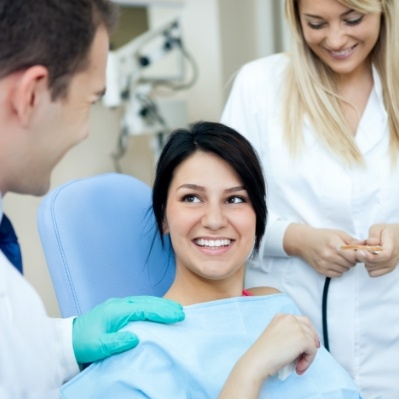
152, 121, 267, 255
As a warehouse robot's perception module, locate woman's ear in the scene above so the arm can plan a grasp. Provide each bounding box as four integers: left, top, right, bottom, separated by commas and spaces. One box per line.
162, 218, 169, 234
11, 65, 50, 127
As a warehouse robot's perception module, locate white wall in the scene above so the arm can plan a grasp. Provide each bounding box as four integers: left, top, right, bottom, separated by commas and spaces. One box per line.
149, 0, 287, 118
3, 0, 287, 317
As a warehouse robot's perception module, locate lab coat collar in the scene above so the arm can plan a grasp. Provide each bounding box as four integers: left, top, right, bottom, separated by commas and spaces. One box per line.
302, 65, 388, 156
0, 198, 8, 298
0, 197, 6, 295
371, 64, 385, 109
354, 65, 387, 155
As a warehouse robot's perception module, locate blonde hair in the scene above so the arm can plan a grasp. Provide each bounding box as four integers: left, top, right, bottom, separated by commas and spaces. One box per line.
283, 0, 399, 165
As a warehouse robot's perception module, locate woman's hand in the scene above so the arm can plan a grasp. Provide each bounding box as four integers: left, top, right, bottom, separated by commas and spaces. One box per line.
284, 224, 360, 278
354, 223, 399, 277
247, 313, 319, 378
219, 314, 319, 399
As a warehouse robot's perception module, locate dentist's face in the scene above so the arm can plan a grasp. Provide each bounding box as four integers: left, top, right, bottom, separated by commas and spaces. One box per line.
164, 151, 256, 283
27, 26, 109, 196
298, 0, 381, 77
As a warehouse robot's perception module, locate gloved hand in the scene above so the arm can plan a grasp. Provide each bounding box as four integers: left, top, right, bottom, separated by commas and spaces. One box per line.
72, 296, 184, 365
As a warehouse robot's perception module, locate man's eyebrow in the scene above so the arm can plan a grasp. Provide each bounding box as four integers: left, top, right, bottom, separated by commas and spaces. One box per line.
96, 88, 106, 98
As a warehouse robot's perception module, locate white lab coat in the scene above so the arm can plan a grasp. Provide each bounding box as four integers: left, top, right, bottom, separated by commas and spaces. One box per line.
221, 53, 399, 399
0, 204, 79, 398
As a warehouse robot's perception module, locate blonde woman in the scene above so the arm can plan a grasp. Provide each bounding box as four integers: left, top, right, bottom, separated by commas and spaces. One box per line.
221, 1, 399, 398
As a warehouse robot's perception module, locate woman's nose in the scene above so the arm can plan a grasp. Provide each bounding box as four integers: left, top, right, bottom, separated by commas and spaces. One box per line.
201, 203, 227, 230
325, 24, 347, 49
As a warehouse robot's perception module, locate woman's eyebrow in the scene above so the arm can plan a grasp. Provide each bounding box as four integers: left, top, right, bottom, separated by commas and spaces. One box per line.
177, 184, 204, 191
225, 186, 246, 193
303, 9, 356, 19
177, 184, 246, 193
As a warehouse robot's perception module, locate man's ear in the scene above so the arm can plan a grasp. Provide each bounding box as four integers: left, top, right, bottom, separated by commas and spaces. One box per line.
11, 66, 50, 127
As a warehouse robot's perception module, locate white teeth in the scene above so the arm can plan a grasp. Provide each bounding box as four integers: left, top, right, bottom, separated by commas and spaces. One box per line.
195, 239, 231, 248
330, 47, 353, 57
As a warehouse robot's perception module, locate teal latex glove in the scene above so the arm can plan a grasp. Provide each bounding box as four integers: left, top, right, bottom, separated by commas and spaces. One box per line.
72, 296, 185, 365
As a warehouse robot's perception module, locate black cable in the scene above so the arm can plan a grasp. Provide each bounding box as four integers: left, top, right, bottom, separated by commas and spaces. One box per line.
322, 276, 331, 352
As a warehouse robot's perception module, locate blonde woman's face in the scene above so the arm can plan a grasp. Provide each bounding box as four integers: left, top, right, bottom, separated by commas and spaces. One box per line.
298, 0, 381, 77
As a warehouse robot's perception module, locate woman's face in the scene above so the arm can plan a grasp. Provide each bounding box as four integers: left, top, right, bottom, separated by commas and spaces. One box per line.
298, 0, 381, 77
164, 151, 256, 282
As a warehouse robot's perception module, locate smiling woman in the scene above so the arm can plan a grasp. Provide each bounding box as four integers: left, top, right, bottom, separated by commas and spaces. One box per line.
60, 121, 364, 399
164, 151, 256, 286
299, 0, 381, 78
156, 123, 261, 304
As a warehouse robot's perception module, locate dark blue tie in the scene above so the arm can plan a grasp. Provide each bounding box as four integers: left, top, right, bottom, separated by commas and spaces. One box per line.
0, 214, 23, 273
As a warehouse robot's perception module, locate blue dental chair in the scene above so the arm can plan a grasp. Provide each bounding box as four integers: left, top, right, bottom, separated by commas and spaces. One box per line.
37, 173, 175, 318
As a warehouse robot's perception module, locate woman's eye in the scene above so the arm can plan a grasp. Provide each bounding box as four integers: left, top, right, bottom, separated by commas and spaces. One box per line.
345, 15, 364, 26
182, 194, 200, 203
307, 21, 325, 30
226, 196, 245, 204
306, 14, 364, 30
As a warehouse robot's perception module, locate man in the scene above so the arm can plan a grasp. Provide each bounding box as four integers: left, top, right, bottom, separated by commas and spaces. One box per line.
0, 1, 184, 398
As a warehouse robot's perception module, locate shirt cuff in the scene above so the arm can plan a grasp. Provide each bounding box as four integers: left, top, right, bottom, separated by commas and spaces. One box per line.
261, 219, 291, 258
54, 317, 80, 383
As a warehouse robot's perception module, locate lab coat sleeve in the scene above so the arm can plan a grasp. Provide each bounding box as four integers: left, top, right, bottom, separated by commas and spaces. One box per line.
52, 317, 80, 383
260, 218, 291, 257
221, 58, 290, 258
0, 253, 79, 397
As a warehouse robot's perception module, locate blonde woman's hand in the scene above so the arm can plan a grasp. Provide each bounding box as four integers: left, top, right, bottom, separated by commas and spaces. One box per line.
284, 224, 360, 278
354, 223, 399, 277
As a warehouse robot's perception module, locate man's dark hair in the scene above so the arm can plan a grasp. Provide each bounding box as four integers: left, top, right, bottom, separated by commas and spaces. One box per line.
152, 121, 268, 255
0, 0, 119, 100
